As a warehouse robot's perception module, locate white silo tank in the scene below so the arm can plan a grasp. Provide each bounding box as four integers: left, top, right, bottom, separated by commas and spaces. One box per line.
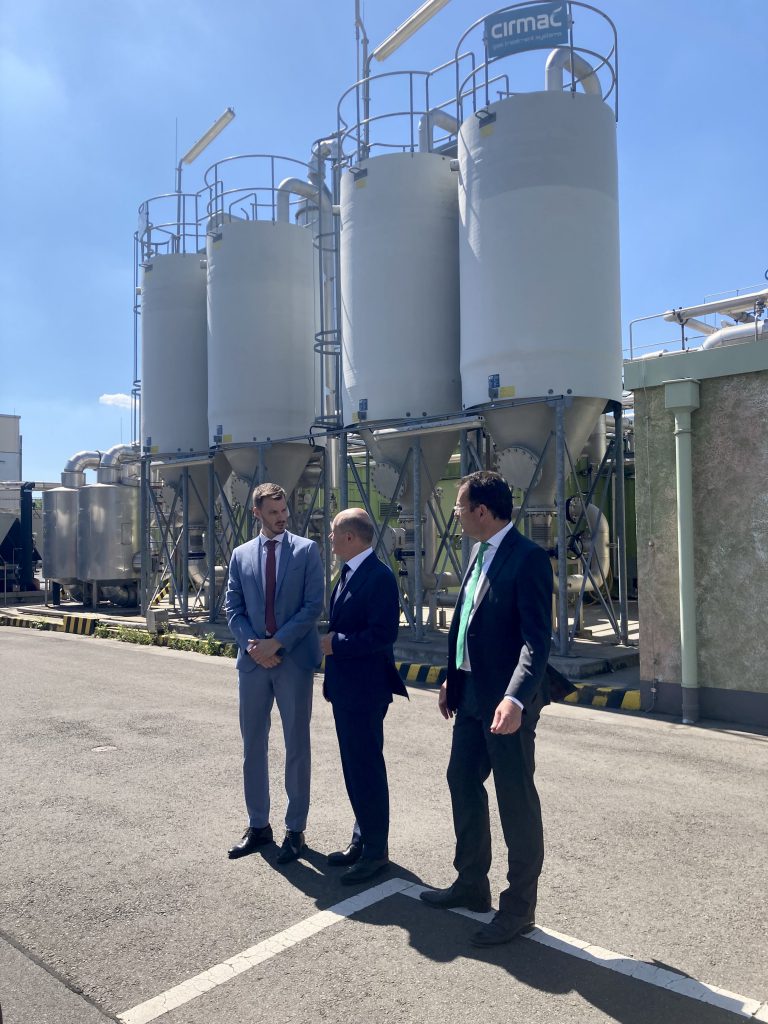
340, 151, 461, 507
140, 253, 208, 455
206, 218, 317, 495
458, 89, 622, 507
340, 151, 460, 425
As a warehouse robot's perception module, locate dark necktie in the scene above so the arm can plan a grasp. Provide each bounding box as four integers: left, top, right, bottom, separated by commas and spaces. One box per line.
264, 539, 278, 636
333, 563, 350, 611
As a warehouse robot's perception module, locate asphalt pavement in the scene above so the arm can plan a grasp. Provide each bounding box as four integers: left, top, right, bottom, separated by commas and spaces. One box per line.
1, 629, 766, 1023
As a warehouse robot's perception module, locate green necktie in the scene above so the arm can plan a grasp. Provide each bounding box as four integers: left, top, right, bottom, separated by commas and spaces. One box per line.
455, 542, 489, 669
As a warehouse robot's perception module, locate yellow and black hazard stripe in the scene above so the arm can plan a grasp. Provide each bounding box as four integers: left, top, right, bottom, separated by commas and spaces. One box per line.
152, 579, 172, 605
62, 614, 100, 636
0, 613, 55, 630
564, 683, 641, 711
395, 662, 446, 686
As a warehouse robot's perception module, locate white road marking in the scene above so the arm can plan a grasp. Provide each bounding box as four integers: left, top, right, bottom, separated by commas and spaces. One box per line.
118, 877, 768, 1023
116, 877, 412, 1024
402, 884, 768, 1019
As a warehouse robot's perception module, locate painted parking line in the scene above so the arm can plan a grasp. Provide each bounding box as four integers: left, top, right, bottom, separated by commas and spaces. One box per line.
116, 877, 413, 1024
401, 885, 768, 1019
118, 878, 768, 1024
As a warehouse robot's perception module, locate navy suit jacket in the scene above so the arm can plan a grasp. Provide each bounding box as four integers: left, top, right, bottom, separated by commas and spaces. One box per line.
446, 526, 553, 722
323, 552, 408, 709
226, 530, 324, 673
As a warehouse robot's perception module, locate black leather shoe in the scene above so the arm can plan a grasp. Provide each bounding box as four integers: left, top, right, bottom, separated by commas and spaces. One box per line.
228, 825, 274, 859
327, 839, 362, 866
340, 857, 390, 885
420, 883, 492, 913
276, 830, 306, 865
470, 912, 535, 946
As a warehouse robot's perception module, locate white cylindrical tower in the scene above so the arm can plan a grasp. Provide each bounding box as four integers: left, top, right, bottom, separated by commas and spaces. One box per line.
459, 88, 622, 507
140, 253, 208, 455
206, 216, 317, 495
340, 151, 460, 425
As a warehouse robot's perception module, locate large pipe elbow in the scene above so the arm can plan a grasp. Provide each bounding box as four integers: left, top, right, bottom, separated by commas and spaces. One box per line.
418, 109, 459, 153
545, 47, 602, 96
61, 450, 102, 488
98, 443, 140, 483
277, 177, 333, 225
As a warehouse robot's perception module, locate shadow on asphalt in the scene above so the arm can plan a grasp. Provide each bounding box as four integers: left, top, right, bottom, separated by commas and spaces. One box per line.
357, 895, 751, 1024
260, 855, 750, 1024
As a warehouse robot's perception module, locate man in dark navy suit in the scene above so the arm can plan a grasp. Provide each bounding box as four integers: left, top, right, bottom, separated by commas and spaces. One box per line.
421, 471, 553, 945
321, 507, 408, 885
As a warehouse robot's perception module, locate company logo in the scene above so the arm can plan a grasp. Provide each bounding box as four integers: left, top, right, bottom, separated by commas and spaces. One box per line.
485, 3, 569, 58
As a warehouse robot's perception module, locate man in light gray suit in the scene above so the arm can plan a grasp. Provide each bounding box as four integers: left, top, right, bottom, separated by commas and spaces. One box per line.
225, 482, 324, 865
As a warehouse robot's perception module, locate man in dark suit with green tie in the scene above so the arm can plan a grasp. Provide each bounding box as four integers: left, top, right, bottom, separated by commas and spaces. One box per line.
421, 471, 553, 945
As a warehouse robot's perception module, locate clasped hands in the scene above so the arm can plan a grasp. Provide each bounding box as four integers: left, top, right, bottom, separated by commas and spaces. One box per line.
320, 631, 335, 657
247, 637, 282, 668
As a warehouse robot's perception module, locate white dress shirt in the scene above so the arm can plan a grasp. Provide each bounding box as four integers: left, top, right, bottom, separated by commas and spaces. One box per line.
258, 530, 285, 578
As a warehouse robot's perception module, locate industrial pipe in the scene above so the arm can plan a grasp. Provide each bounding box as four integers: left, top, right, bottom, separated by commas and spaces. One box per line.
61, 450, 102, 488
663, 289, 768, 324
701, 319, 766, 350
97, 443, 140, 484
664, 378, 700, 724
418, 108, 459, 153
545, 48, 602, 95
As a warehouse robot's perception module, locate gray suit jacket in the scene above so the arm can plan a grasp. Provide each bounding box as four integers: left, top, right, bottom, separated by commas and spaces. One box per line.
226, 531, 324, 673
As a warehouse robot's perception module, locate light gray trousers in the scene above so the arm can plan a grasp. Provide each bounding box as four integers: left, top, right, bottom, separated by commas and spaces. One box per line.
238, 658, 313, 832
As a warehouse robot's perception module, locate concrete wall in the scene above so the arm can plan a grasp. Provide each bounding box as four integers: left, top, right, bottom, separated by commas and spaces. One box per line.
630, 351, 768, 726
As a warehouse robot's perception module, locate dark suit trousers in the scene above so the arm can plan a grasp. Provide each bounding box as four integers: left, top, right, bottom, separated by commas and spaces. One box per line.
447, 675, 543, 917
332, 701, 390, 861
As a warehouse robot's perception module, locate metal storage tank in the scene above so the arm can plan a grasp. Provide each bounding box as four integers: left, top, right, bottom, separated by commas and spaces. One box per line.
77, 482, 139, 583
340, 151, 460, 424
42, 449, 102, 589
42, 487, 78, 584
206, 177, 318, 497
140, 253, 208, 455
340, 150, 461, 512
458, 87, 622, 509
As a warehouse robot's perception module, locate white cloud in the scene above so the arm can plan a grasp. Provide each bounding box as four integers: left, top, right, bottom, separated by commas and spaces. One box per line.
99, 393, 132, 410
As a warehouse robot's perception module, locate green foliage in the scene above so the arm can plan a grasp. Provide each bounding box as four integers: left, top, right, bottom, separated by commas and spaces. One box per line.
92, 622, 236, 658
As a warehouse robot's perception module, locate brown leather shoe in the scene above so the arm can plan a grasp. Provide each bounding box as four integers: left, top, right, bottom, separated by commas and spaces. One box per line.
228, 825, 273, 859
276, 830, 306, 865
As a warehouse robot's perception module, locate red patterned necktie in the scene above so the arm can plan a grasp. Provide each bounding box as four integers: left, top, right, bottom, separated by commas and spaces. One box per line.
264, 539, 278, 636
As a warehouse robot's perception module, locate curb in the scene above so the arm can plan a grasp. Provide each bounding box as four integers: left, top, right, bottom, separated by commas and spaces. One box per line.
0, 613, 57, 630
564, 682, 641, 711
396, 662, 447, 686
1, 612, 101, 635
0, 619, 642, 710
62, 613, 100, 636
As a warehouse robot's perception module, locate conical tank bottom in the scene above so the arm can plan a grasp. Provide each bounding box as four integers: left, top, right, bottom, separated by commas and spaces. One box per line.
481, 397, 607, 510
158, 454, 230, 526
224, 443, 314, 502
361, 429, 459, 514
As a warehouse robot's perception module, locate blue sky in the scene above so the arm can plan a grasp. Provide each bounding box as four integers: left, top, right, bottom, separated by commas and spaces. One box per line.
1, 0, 765, 483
